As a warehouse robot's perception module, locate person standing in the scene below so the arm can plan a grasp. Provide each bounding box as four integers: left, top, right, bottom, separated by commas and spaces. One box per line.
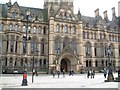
57, 70, 60, 78
92, 70, 95, 78
52, 70, 56, 78
87, 70, 90, 78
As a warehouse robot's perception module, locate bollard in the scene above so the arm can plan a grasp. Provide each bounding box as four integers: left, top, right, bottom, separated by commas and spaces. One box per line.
21, 71, 28, 86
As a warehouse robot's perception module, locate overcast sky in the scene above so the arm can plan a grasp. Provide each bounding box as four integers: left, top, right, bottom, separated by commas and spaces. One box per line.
0, 0, 120, 20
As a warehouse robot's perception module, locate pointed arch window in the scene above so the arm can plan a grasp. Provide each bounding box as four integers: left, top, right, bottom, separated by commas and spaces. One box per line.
71, 39, 77, 54
64, 25, 68, 33
23, 25, 26, 32
38, 26, 41, 34
56, 24, 60, 33
63, 37, 69, 48
33, 26, 36, 33
10, 35, 14, 53
15, 24, 18, 31
55, 38, 61, 54
43, 59, 46, 67
72, 26, 76, 34
41, 39, 45, 54
10, 24, 13, 31
31, 40, 37, 54
39, 59, 42, 67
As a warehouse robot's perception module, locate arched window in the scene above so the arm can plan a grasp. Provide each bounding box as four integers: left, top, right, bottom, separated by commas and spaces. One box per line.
72, 26, 76, 34
91, 32, 93, 39
38, 26, 41, 34
23, 25, 26, 32
41, 39, 45, 54
15, 36, 19, 53
95, 60, 98, 67
31, 40, 37, 54
102, 60, 104, 67
20, 59, 23, 67
43, 59, 46, 67
56, 24, 60, 33
6, 35, 9, 52
94, 47, 97, 57
86, 60, 88, 67
39, 59, 42, 67
15, 24, 18, 31
63, 37, 70, 48
43, 27, 46, 34
5, 58, 7, 66
64, 25, 68, 33
85, 42, 92, 57
89, 60, 92, 67
10, 24, 13, 31
10, 35, 14, 53
28, 26, 31, 33
9, 58, 13, 67
33, 26, 36, 33
55, 37, 61, 54
71, 39, 77, 54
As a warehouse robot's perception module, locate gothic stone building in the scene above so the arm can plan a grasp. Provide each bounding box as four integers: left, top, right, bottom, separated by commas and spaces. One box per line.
0, 0, 119, 73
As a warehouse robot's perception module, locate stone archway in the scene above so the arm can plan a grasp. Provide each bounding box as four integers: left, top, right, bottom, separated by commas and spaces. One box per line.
60, 58, 70, 72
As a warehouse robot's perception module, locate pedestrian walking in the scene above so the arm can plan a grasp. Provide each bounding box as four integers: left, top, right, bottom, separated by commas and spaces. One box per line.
103, 68, 107, 78
35, 69, 38, 76
52, 70, 56, 78
87, 70, 90, 78
71, 69, 74, 76
57, 70, 60, 78
63, 69, 65, 77
69, 69, 72, 76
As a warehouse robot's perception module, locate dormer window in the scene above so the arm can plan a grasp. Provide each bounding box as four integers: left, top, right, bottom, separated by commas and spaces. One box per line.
68, 15, 72, 20
12, 12, 18, 18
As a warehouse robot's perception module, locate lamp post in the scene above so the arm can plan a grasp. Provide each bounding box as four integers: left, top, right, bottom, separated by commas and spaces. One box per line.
32, 55, 34, 83
105, 46, 114, 82
21, 10, 30, 86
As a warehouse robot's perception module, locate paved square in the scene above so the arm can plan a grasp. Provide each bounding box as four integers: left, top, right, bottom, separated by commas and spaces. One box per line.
0, 73, 119, 88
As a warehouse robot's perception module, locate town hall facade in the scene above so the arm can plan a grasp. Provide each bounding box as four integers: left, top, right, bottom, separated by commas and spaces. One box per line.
0, 0, 120, 73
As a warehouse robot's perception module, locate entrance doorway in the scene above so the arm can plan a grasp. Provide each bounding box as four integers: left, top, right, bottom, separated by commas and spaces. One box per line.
60, 58, 70, 72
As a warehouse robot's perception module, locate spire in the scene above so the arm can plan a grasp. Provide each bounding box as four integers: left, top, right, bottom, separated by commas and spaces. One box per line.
77, 8, 81, 21
6, 0, 12, 7
49, 4, 54, 17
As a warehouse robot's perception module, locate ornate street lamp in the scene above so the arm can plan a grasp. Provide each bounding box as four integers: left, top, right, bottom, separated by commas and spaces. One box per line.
21, 10, 30, 86
105, 46, 114, 82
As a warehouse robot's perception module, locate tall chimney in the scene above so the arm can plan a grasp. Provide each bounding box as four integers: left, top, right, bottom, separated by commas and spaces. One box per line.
118, 1, 120, 17
94, 8, 99, 17
103, 10, 109, 23
112, 7, 116, 16
103, 10, 108, 19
